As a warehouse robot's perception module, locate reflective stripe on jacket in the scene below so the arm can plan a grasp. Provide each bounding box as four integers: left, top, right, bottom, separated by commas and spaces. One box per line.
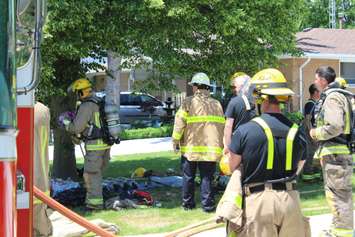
314, 90, 351, 158
252, 117, 299, 171
172, 89, 225, 162
68, 96, 111, 151
331, 227, 354, 237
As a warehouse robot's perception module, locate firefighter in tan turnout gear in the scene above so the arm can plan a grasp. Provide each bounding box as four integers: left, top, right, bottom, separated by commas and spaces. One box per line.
172, 72, 225, 212
33, 102, 53, 237
310, 66, 354, 237
227, 68, 310, 237
63, 78, 111, 210
301, 84, 321, 182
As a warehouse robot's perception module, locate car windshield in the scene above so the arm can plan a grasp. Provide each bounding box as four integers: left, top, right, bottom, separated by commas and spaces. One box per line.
141, 95, 160, 105
120, 94, 141, 106
120, 93, 162, 106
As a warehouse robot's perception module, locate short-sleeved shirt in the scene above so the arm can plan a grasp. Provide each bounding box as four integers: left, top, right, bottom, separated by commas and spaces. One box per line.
304, 99, 316, 126
225, 95, 256, 131
229, 113, 307, 185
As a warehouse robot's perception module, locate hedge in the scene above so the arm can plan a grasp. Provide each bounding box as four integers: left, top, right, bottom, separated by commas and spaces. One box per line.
119, 111, 305, 141
120, 125, 173, 140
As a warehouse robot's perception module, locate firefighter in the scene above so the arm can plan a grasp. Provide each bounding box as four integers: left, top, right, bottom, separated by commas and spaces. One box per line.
301, 83, 321, 182
33, 102, 53, 237
310, 66, 353, 237
227, 68, 310, 237
172, 72, 225, 212
63, 78, 111, 210
223, 72, 255, 156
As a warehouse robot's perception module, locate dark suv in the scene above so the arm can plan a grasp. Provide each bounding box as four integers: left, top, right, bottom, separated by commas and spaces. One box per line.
119, 92, 167, 127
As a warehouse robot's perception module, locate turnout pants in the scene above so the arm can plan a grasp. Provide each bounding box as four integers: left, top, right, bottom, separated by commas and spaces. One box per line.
232, 189, 310, 237
322, 154, 353, 236
181, 156, 216, 211
84, 148, 110, 208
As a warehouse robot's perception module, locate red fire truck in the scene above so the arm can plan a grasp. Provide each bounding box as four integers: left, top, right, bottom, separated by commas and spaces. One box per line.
1, 0, 45, 236
0, 1, 116, 236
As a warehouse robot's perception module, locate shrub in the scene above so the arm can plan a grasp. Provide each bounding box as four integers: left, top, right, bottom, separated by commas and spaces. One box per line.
120, 125, 173, 140
285, 111, 304, 124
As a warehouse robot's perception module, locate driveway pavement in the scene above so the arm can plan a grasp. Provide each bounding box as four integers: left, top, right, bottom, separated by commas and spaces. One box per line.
49, 137, 173, 160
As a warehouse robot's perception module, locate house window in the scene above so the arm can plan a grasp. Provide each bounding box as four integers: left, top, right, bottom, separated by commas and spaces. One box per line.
340, 62, 355, 87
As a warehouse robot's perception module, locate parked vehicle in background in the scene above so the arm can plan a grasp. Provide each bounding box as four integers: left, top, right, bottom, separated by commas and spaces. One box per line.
119, 92, 167, 127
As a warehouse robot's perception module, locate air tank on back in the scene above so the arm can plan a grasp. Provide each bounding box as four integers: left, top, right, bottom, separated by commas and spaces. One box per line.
104, 102, 121, 144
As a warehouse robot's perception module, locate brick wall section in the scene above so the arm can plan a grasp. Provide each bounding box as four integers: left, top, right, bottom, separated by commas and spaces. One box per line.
279, 58, 341, 112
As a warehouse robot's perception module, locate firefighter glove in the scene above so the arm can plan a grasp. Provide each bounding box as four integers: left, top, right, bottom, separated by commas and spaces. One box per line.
173, 142, 180, 153
63, 118, 70, 130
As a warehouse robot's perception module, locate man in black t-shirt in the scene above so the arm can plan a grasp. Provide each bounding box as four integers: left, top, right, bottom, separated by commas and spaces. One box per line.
230, 113, 307, 185
301, 84, 321, 182
304, 84, 319, 128
223, 72, 255, 156
226, 69, 310, 237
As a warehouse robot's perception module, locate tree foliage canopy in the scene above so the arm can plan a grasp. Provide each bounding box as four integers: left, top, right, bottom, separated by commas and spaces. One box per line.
301, 0, 355, 29
105, 0, 304, 85
40, 0, 306, 179
39, 0, 305, 99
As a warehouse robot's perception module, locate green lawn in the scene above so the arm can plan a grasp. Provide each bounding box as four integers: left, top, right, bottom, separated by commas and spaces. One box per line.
70, 152, 355, 236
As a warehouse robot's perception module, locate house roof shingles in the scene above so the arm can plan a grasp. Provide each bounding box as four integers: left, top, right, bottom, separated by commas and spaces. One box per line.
296, 28, 355, 55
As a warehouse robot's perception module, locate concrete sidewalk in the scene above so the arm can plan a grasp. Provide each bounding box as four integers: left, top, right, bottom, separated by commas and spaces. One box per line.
49, 137, 173, 160
125, 212, 355, 237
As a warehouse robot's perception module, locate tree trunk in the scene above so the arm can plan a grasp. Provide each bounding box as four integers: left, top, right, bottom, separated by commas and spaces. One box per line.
50, 57, 81, 181
51, 95, 79, 181
105, 51, 121, 109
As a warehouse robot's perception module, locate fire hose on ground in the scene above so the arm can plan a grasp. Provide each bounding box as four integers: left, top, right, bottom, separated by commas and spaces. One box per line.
33, 186, 117, 237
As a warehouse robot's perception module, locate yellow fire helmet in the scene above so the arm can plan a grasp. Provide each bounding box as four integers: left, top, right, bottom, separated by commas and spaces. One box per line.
131, 167, 146, 178
219, 155, 231, 176
230, 71, 247, 82
335, 77, 348, 89
251, 68, 294, 102
68, 78, 92, 92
